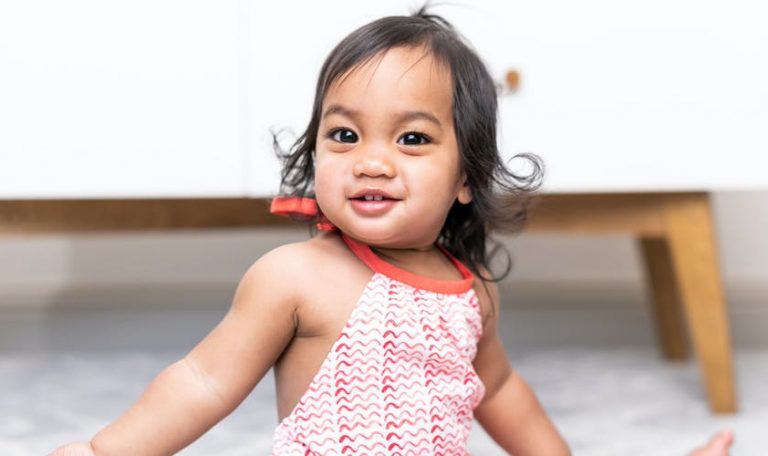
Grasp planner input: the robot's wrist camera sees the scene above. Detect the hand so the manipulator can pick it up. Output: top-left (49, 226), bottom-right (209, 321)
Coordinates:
top-left (47, 442), bottom-right (96, 456)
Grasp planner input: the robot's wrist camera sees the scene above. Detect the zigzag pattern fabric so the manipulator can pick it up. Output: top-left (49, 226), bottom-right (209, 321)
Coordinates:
top-left (271, 255), bottom-right (485, 455)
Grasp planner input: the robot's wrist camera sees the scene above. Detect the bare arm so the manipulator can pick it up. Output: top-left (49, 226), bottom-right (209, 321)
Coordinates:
top-left (51, 245), bottom-right (303, 456)
top-left (472, 280), bottom-right (570, 456)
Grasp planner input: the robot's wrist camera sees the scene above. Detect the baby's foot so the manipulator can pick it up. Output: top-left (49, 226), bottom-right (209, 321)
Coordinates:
top-left (687, 429), bottom-right (734, 456)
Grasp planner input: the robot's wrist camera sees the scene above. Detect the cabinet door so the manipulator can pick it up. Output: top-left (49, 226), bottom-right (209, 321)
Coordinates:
top-left (0, 0), bottom-right (245, 198)
top-left (452, 0), bottom-right (768, 192)
top-left (249, 1), bottom-right (768, 196)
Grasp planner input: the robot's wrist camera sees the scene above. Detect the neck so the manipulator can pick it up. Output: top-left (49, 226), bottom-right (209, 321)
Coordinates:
top-left (371, 243), bottom-right (438, 261)
top-left (338, 231), bottom-right (465, 282)
top-left (370, 242), bottom-right (459, 280)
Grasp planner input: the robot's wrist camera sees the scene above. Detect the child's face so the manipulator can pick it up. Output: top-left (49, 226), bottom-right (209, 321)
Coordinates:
top-left (314, 46), bottom-right (471, 249)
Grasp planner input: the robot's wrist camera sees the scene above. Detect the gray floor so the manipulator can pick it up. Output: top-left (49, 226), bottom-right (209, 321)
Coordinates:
top-left (2, 284), bottom-right (767, 455)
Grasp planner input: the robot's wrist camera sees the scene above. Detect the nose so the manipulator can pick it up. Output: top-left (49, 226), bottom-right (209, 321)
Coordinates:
top-left (352, 147), bottom-right (395, 179)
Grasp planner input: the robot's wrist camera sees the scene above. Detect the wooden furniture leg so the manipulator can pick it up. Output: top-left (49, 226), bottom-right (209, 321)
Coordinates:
top-left (660, 193), bottom-right (737, 413)
top-left (525, 191), bottom-right (737, 413)
top-left (638, 237), bottom-right (689, 360)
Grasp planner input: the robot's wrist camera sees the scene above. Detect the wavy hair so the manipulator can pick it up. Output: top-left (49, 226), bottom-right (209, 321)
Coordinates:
top-left (273, 4), bottom-right (544, 281)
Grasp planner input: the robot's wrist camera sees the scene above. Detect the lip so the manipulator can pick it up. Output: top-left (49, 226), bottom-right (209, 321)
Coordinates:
top-left (349, 198), bottom-right (398, 216)
top-left (349, 188), bottom-right (399, 200)
top-left (348, 188), bottom-right (401, 216)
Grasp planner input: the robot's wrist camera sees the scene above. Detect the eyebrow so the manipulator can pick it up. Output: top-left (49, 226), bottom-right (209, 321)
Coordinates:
top-left (322, 103), bottom-right (443, 128)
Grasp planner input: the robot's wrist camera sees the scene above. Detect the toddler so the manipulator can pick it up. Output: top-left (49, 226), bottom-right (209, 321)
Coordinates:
top-left (51, 6), bottom-right (733, 455)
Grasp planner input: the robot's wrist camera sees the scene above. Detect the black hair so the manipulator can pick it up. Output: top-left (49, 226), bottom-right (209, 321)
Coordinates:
top-left (273, 4), bottom-right (544, 281)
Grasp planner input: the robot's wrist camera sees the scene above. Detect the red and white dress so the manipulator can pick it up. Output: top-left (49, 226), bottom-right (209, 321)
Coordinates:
top-left (270, 198), bottom-right (486, 455)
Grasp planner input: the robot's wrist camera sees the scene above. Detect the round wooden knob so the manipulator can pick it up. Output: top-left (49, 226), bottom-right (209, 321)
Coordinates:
top-left (505, 69), bottom-right (520, 92)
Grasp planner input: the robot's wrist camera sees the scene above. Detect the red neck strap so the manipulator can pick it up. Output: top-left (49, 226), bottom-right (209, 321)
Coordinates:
top-left (341, 233), bottom-right (474, 294)
top-left (269, 196), bottom-right (336, 231)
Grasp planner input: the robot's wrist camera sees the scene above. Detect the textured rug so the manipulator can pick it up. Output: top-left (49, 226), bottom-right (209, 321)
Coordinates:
top-left (2, 348), bottom-right (766, 455)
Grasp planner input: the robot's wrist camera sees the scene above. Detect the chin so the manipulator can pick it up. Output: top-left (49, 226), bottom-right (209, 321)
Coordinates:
top-left (331, 221), bottom-right (398, 245)
top-left (347, 225), bottom-right (440, 250)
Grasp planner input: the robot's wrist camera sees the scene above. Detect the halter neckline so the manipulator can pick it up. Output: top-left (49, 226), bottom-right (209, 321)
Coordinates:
top-left (340, 232), bottom-right (474, 294)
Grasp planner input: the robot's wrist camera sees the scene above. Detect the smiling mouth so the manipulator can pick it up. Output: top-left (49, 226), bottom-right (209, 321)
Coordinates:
top-left (348, 193), bottom-right (400, 215)
top-left (351, 195), bottom-right (392, 201)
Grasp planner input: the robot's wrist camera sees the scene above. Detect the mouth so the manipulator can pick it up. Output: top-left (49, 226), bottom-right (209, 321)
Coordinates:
top-left (351, 194), bottom-right (391, 202)
top-left (348, 189), bottom-right (401, 215)
top-left (348, 189), bottom-right (400, 202)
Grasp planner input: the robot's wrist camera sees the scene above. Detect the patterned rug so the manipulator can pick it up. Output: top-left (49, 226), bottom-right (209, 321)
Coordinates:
top-left (3, 348), bottom-right (766, 455)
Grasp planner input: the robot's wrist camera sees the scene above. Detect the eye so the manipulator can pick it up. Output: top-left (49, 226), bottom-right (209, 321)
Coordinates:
top-left (329, 128), bottom-right (358, 143)
top-left (398, 131), bottom-right (431, 146)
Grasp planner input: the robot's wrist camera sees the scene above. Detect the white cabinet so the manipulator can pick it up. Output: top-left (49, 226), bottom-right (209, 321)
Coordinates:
top-left (3, 1), bottom-right (766, 198)
top-left (0, 0), bottom-right (245, 198)
top-left (250, 0), bottom-right (768, 195)
top-left (451, 0), bottom-right (768, 192)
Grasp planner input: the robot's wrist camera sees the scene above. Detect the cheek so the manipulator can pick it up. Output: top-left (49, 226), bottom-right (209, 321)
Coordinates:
top-left (313, 157), bottom-right (342, 205)
top-left (411, 159), bottom-right (462, 195)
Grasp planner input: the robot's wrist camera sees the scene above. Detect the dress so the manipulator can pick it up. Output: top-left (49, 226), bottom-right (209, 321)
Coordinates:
top-left (270, 197), bottom-right (486, 455)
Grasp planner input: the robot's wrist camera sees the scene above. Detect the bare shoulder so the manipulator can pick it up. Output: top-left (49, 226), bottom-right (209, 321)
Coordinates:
top-left (247, 237), bottom-right (330, 277)
top-left (241, 235), bottom-right (335, 290)
top-left (236, 231), bottom-right (372, 341)
top-left (472, 267), bottom-right (501, 331)
top-left (236, 232), bottom-right (361, 309)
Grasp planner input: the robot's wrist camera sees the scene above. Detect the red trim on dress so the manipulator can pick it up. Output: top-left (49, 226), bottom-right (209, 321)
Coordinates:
top-left (341, 233), bottom-right (474, 294)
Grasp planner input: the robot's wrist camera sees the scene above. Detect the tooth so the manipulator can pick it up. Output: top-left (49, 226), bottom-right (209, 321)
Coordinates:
top-left (374, 195), bottom-right (383, 201)
top-left (364, 195), bottom-right (373, 201)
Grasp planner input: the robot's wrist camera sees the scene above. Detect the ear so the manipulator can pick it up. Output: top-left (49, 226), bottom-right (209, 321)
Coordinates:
top-left (457, 177), bottom-right (472, 204)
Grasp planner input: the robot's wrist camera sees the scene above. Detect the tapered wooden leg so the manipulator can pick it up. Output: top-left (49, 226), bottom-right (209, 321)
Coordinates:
top-left (639, 237), bottom-right (689, 360)
top-left (661, 193), bottom-right (737, 413)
